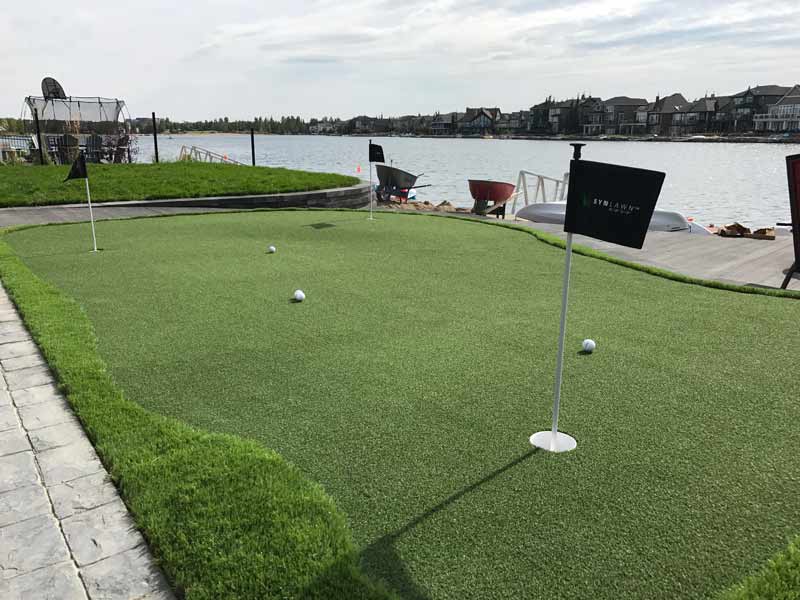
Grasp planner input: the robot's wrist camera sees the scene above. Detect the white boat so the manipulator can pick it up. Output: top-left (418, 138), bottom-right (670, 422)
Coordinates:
top-left (515, 202), bottom-right (713, 235)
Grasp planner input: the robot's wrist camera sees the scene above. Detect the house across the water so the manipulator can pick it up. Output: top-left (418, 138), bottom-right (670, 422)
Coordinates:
top-left (754, 85), bottom-right (800, 133)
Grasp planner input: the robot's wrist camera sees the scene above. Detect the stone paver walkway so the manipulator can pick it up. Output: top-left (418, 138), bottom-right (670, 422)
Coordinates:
top-left (0, 285), bottom-right (173, 599)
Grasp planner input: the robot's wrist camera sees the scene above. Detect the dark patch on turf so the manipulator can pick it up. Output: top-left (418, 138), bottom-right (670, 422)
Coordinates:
top-left (307, 222), bottom-right (336, 230)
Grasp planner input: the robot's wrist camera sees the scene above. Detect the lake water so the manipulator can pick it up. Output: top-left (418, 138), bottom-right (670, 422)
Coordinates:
top-left (133, 134), bottom-right (800, 227)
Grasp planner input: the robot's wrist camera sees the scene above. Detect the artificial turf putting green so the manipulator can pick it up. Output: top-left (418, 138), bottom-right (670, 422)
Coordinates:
top-left (0, 162), bottom-right (358, 207)
top-left (5, 211), bottom-right (800, 599)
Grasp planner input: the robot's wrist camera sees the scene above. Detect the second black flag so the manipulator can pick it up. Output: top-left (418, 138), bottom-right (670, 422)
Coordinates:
top-left (369, 143), bottom-right (384, 163)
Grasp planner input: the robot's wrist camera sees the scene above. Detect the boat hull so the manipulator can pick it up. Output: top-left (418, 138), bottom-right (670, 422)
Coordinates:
top-left (515, 202), bottom-right (712, 235)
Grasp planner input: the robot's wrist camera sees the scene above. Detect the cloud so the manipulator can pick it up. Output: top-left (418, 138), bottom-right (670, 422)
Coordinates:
top-left (572, 7), bottom-right (800, 50)
top-left (1, 0), bottom-right (799, 119)
top-left (282, 55), bottom-right (342, 64)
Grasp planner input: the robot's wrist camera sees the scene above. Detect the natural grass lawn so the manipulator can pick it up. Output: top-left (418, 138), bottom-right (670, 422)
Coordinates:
top-left (0, 162), bottom-right (358, 207)
top-left (6, 211), bottom-right (800, 599)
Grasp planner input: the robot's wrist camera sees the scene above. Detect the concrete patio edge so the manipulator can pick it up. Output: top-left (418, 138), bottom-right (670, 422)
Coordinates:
top-left (0, 182), bottom-right (370, 211)
top-left (0, 284), bottom-right (174, 600)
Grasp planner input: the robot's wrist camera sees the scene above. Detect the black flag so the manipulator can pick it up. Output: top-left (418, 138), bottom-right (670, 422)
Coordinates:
top-left (564, 160), bottom-right (665, 249)
top-left (781, 154), bottom-right (800, 288)
top-left (64, 152), bottom-right (87, 182)
top-left (369, 143), bottom-right (384, 163)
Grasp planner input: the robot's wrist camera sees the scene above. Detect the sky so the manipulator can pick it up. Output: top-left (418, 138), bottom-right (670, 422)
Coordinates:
top-left (2, 0), bottom-right (799, 121)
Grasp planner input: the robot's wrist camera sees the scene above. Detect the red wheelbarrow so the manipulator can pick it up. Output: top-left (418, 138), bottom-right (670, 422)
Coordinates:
top-left (468, 180), bottom-right (516, 218)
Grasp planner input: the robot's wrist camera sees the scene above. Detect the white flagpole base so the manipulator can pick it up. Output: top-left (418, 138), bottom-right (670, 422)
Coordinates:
top-left (529, 431), bottom-right (577, 453)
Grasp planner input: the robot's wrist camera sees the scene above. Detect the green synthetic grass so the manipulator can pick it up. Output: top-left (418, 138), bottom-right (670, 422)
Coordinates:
top-left (0, 162), bottom-right (359, 207)
top-left (0, 232), bottom-right (391, 599)
top-left (3, 211), bottom-right (800, 599)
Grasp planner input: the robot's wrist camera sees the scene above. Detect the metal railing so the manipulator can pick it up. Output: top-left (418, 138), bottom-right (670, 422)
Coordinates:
top-left (510, 170), bottom-right (570, 215)
top-left (0, 134), bottom-right (35, 162)
top-left (178, 145), bottom-right (244, 165)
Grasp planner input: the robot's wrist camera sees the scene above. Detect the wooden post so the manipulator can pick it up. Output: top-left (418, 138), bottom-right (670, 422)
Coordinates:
top-left (33, 108), bottom-right (44, 165)
top-left (152, 112), bottom-right (159, 163)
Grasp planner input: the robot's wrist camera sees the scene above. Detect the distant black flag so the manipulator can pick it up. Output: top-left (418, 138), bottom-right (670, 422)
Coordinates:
top-left (564, 160), bottom-right (665, 249)
top-left (63, 151), bottom-right (98, 252)
top-left (369, 142), bottom-right (384, 163)
top-left (64, 152), bottom-right (88, 182)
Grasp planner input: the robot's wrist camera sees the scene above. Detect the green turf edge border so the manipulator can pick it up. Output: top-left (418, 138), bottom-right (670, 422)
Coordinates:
top-left (1, 209), bottom-right (798, 599)
top-left (717, 538), bottom-right (800, 600)
top-left (0, 231), bottom-right (395, 599)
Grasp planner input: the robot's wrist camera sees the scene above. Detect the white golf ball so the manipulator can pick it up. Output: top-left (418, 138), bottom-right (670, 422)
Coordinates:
top-left (267, 245), bottom-right (276, 254)
top-left (293, 289), bottom-right (306, 302)
top-left (582, 339), bottom-right (596, 353)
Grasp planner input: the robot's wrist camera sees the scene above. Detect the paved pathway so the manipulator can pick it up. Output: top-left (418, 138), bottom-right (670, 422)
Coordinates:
top-left (0, 203), bottom-right (230, 227)
top-left (0, 285), bottom-right (173, 599)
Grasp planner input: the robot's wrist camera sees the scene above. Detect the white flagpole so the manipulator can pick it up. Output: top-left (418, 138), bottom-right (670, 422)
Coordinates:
top-left (369, 162), bottom-right (374, 220)
top-left (531, 144), bottom-right (585, 454)
top-left (84, 178), bottom-right (98, 253)
top-left (530, 231), bottom-right (576, 453)
top-left (368, 138), bottom-right (375, 221)
top-left (550, 232), bottom-right (573, 445)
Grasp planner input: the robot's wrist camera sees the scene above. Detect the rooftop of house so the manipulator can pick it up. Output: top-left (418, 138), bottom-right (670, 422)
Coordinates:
top-left (460, 107), bottom-right (501, 122)
top-left (714, 95), bottom-right (732, 108)
top-left (605, 96), bottom-right (648, 107)
top-left (732, 85), bottom-right (792, 98)
top-left (654, 93), bottom-right (689, 114)
top-left (681, 98), bottom-right (718, 113)
top-left (579, 96), bottom-right (603, 107)
top-left (775, 84), bottom-right (800, 106)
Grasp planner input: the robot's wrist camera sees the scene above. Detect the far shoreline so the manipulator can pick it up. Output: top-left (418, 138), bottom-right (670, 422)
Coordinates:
top-left (136, 131), bottom-right (800, 145)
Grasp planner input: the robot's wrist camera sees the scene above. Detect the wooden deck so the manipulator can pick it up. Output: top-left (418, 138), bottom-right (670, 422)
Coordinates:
top-left (504, 218), bottom-right (799, 291)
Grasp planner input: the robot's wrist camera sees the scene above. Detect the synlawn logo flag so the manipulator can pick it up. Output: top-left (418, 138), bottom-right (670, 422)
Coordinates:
top-left (564, 159), bottom-right (665, 249)
top-left (368, 143), bottom-right (384, 163)
top-left (786, 154), bottom-right (800, 265)
top-left (64, 152), bottom-right (87, 181)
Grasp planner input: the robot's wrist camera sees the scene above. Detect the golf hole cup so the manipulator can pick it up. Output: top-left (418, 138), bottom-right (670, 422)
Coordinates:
top-left (582, 339), bottom-right (596, 353)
